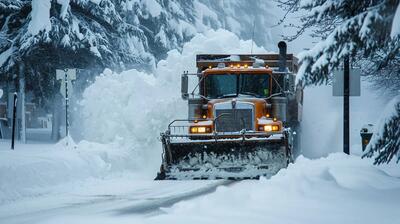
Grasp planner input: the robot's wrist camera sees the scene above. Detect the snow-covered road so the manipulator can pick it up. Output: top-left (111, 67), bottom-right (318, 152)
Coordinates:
top-left (0, 172), bottom-right (231, 224)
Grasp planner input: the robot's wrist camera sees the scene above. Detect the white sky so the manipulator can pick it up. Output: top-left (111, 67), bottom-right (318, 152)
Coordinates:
top-left (267, 2), bottom-right (317, 55)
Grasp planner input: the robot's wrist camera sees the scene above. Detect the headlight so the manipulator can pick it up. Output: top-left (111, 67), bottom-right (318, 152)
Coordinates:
top-left (259, 125), bottom-right (280, 132)
top-left (190, 126), bottom-right (211, 133)
top-left (264, 125), bottom-right (272, 132)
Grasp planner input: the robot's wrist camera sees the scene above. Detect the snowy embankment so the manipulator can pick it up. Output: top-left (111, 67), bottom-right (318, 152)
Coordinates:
top-left (0, 139), bottom-right (139, 204)
top-left (27, 153), bottom-right (400, 224)
top-left (139, 154), bottom-right (400, 224)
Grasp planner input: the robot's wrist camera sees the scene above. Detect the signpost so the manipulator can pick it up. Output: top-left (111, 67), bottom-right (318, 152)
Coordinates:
top-left (343, 57), bottom-right (350, 155)
top-left (11, 93), bottom-right (17, 150)
top-left (56, 69), bottom-right (76, 144)
top-left (333, 58), bottom-right (361, 155)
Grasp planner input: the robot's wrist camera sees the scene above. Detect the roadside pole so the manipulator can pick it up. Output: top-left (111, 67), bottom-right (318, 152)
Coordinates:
top-left (56, 69), bottom-right (76, 146)
top-left (343, 57), bottom-right (350, 155)
top-left (11, 93), bottom-right (17, 150)
top-left (64, 70), bottom-right (69, 138)
top-left (333, 58), bottom-right (360, 155)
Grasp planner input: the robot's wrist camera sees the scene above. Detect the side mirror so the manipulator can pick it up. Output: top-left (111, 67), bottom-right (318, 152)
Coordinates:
top-left (181, 73), bottom-right (189, 100)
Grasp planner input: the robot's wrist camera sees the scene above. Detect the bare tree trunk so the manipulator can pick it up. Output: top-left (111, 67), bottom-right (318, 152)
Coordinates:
top-left (19, 61), bottom-right (26, 143)
top-left (51, 95), bottom-right (61, 142)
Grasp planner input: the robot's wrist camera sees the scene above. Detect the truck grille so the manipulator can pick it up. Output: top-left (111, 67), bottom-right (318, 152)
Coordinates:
top-left (215, 109), bottom-right (253, 132)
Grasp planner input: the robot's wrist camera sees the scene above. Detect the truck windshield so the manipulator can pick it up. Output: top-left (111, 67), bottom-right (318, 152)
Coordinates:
top-left (205, 74), bottom-right (237, 98)
top-left (205, 73), bottom-right (270, 98)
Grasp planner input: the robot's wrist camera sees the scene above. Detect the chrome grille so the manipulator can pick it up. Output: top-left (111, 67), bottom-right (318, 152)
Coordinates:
top-left (215, 109), bottom-right (253, 132)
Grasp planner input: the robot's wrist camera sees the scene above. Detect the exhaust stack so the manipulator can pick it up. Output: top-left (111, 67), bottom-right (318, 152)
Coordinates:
top-left (278, 41), bottom-right (287, 72)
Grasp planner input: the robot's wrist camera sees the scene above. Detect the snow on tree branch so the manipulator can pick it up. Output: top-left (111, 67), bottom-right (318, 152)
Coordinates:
top-left (363, 97), bottom-right (400, 164)
top-left (392, 3), bottom-right (400, 38)
top-left (288, 0), bottom-right (399, 85)
top-left (28, 0), bottom-right (51, 35)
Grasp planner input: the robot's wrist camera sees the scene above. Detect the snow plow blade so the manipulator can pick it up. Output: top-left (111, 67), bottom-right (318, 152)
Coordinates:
top-left (156, 137), bottom-right (290, 180)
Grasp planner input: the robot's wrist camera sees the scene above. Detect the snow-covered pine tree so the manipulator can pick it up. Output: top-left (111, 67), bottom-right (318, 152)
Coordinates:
top-left (277, 0), bottom-right (400, 163)
top-left (0, 0), bottom-right (154, 108)
top-left (0, 0), bottom-right (275, 109)
top-left (277, 0), bottom-right (399, 84)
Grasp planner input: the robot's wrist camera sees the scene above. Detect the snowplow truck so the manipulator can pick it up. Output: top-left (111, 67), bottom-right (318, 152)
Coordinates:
top-left (156, 41), bottom-right (303, 180)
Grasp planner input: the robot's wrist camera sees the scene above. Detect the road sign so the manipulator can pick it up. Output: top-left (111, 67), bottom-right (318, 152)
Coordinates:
top-left (56, 69), bottom-right (76, 98)
top-left (332, 68), bottom-right (361, 96)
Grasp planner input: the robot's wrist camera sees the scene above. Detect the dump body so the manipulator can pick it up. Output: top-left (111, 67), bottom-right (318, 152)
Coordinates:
top-left (156, 42), bottom-right (303, 180)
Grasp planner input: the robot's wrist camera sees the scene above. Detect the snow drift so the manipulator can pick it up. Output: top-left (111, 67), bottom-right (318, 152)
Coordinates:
top-left (34, 153), bottom-right (400, 224)
top-left (0, 140), bottom-right (136, 204)
top-left (130, 154), bottom-right (400, 224)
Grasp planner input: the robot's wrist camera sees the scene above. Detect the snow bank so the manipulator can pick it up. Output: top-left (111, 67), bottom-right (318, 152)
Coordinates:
top-left (28, 0), bottom-right (52, 35)
top-left (37, 153), bottom-right (400, 224)
top-left (0, 140), bottom-right (140, 204)
top-left (136, 154), bottom-right (400, 224)
top-left (78, 29), bottom-right (267, 167)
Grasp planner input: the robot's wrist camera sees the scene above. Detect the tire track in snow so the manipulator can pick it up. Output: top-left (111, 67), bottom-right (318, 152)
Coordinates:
top-left (113, 180), bottom-right (236, 215)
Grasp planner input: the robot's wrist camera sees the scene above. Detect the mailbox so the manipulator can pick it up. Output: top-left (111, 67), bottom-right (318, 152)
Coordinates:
top-left (360, 124), bottom-right (374, 151)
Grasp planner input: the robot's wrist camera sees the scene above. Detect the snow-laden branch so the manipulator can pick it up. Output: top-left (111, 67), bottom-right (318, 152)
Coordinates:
top-left (293, 0), bottom-right (399, 86)
top-left (391, 3), bottom-right (400, 38)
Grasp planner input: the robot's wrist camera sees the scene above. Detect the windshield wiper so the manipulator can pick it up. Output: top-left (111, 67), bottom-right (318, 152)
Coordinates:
top-left (240, 92), bottom-right (261, 98)
top-left (216, 93), bottom-right (237, 99)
